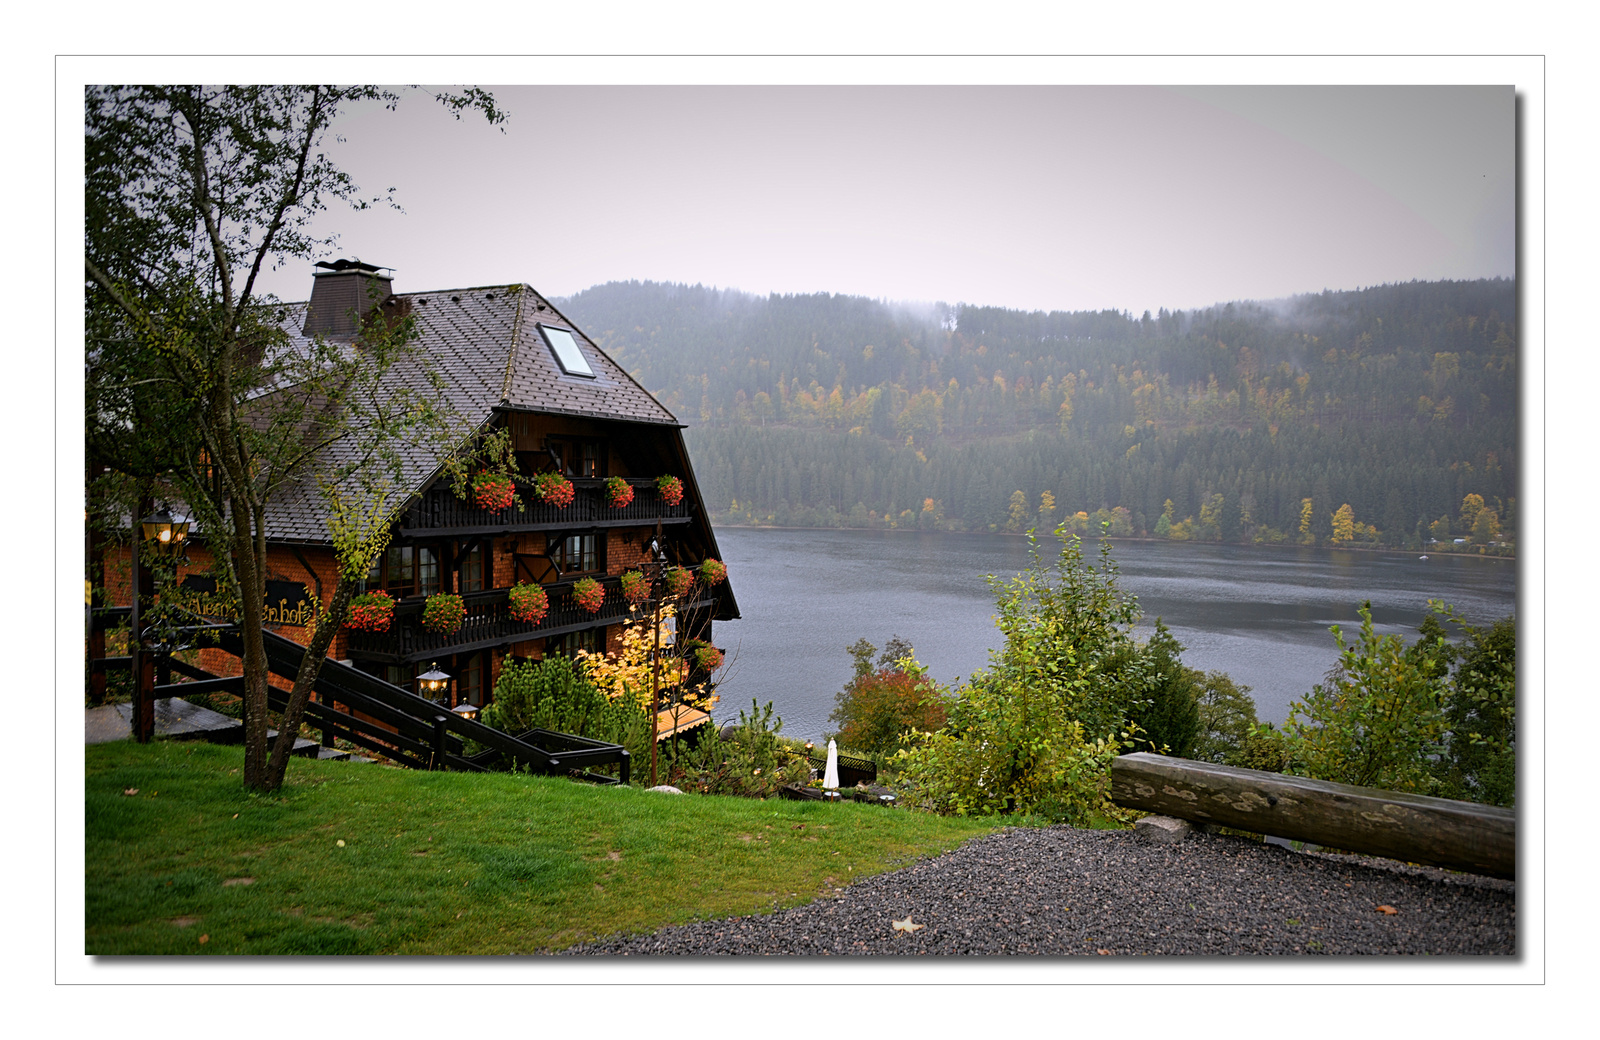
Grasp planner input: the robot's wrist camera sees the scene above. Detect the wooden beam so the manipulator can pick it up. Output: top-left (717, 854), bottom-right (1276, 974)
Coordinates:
top-left (1109, 752), bottom-right (1515, 880)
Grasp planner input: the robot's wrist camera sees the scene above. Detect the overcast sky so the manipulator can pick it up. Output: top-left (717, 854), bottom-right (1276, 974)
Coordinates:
top-left (248, 83), bottom-right (1515, 316)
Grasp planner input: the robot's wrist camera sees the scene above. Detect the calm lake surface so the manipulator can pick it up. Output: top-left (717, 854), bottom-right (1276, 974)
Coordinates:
top-left (706, 527), bottom-right (1519, 742)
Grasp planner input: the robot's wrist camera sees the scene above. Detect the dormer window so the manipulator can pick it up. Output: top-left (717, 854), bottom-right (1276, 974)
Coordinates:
top-left (538, 324), bottom-right (595, 378)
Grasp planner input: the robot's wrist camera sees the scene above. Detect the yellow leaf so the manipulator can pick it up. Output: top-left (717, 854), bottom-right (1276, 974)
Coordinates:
top-left (1377, 904), bottom-right (1399, 915)
top-left (891, 916), bottom-right (924, 934)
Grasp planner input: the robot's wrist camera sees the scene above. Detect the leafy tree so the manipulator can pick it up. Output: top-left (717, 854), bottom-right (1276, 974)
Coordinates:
top-left (1282, 602), bottom-right (1450, 792)
top-left (1121, 621), bottom-right (1201, 758)
top-left (1428, 606), bottom-right (1516, 806)
top-left (1471, 507), bottom-right (1501, 544)
top-left (826, 638), bottom-right (949, 757)
top-left (1299, 497), bottom-right (1315, 543)
top-left (481, 655), bottom-right (653, 772)
top-left (1005, 489), bottom-right (1029, 532)
top-left (892, 527), bottom-right (1146, 821)
top-left (85, 85), bottom-right (505, 791)
top-left (1188, 671), bottom-right (1260, 764)
top-left (1330, 503), bottom-right (1356, 544)
top-left (1459, 493), bottom-right (1486, 533)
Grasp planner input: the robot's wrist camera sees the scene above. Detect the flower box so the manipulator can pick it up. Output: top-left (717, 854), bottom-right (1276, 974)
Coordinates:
top-left (619, 569), bottom-right (650, 605)
top-left (693, 644), bottom-right (724, 671)
top-left (604, 476), bottom-right (635, 509)
top-left (655, 474), bottom-right (684, 506)
top-left (698, 558), bottom-right (727, 586)
top-left (507, 581), bottom-right (549, 624)
top-left (471, 471), bottom-right (515, 511)
top-left (531, 472), bottom-right (575, 507)
top-left (420, 593), bottom-right (466, 634)
top-left (346, 589), bottom-right (394, 633)
top-left (662, 566), bottom-right (694, 598)
top-left (572, 577), bottom-right (605, 614)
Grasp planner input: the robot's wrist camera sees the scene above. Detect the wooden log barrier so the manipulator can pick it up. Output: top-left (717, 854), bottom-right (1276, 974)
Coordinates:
top-left (1109, 752), bottom-right (1515, 880)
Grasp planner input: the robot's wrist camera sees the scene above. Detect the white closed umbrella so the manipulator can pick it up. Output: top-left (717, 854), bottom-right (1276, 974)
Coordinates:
top-left (824, 739), bottom-right (840, 790)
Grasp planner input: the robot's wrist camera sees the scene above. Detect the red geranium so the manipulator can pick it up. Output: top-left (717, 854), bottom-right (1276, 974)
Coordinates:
top-left (472, 471), bottom-right (515, 511)
top-left (507, 581), bottom-right (549, 624)
top-left (698, 558), bottom-right (727, 586)
top-left (532, 472), bottom-right (575, 507)
top-left (693, 644), bottom-right (724, 671)
top-left (655, 474), bottom-right (684, 506)
top-left (662, 566), bottom-right (694, 598)
top-left (604, 476), bottom-right (635, 508)
top-left (346, 589), bottom-right (394, 633)
top-left (572, 577), bottom-right (605, 614)
top-left (421, 593), bottom-right (466, 634)
top-left (619, 569), bottom-right (650, 605)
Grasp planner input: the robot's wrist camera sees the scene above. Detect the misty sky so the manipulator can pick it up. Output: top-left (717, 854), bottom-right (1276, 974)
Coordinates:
top-left (248, 84), bottom-right (1515, 316)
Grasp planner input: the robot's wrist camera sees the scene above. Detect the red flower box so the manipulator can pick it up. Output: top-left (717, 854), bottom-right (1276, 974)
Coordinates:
top-left (604, 476), bottom-right (635, 509)
top-left (421, 593), bottom-right (466, 635)
top-left (572, 577), bottom-right (605, 614)
top-left (693, 644), bottom-right (724, 671)
top-left (472, 471), bottom-right (515, 511)
top-left (346, 589), bottom-right (394, 633)
top-left (620, 569), bottom-right (650, 605)
top-left (656, 474), bottom-right (684, 506)
top-left (532, 472), bottom-right (575, 508)
top-left (507, 581), bottom-right (549, 624)
top-left (698, 558), bottom-right (727, 586)
top-left (663, 567), bottom-right (694, 598)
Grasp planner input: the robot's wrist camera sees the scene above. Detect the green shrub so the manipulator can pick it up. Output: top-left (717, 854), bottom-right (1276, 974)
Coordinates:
top-left (1282, 602), bottom-right (1450, 792)
top-left (663, 699), bottom-right (810, 797)
top-left (1427, 607), bottom-right (1516, 807)
top-left (479, 656), bottom-right (654, 773)
top-left (1190, 670), bottom-right (1260, 765)
top-left (891, 527), bottom-right (1145, 822)
top-left (1122, 620), bottom-right (1201, 758)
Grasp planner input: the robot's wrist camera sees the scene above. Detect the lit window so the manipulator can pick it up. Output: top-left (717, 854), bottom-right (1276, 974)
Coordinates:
top-left (539, 325), bottom-right (595, 378)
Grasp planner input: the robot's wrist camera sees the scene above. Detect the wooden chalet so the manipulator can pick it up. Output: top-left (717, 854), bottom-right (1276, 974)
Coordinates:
top-left (113, 259), bottom-right (737, 731)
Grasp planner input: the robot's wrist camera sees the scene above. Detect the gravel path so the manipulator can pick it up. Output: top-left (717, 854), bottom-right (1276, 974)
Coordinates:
top-left (560, 826), bottom-right (1515, 956)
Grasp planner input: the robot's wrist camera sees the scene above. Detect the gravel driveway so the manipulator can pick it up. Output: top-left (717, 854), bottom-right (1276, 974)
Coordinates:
top-left (560, 826), bottom-right (1515, 956)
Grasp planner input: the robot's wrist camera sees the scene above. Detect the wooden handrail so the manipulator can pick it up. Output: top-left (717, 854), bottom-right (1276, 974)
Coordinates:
top-left (1109, 752), bottom-right (1515, 880)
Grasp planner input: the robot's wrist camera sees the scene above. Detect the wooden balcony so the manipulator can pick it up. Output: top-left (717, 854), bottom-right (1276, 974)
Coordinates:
top-left (345, 579), bottom-right (728, 665)
top-left (400, 477), bottom-right (694, 539)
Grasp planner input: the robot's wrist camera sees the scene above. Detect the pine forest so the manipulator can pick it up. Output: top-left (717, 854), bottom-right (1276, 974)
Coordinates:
top-left (560, 278), bottom-right (1516, 553)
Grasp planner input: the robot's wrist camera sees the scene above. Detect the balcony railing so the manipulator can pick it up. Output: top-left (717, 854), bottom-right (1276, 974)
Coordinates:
top-left (402, 477), bottom-right (693, 536)
top-left (345, 578), bottom-right (728, 663)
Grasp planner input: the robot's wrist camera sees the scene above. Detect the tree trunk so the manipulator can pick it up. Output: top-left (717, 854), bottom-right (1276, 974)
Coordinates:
top-left (263, 575), bottom-right (357, 789)
top-left (231, 499), bottom-right (272, 790)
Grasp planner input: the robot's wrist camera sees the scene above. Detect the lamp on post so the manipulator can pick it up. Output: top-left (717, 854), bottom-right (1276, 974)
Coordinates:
top-left (418, 662), bottom-right (451, 704)
top-left (129, 506), bottom-right (192, 742)
top-left (646, 521), bottom-right (669, 787)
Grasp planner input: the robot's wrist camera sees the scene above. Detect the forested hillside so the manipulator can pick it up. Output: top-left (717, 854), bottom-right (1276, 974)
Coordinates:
top-left (559, 278), bottom-right (1516, 550)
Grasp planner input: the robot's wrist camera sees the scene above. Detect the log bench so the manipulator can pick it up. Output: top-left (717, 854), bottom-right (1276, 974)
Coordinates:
top-left (1109, 752), bottom-right (1515, 880)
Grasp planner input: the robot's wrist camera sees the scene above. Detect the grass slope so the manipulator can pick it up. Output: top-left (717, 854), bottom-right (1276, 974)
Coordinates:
top-left (85, 741), bottom-right (1002, 955)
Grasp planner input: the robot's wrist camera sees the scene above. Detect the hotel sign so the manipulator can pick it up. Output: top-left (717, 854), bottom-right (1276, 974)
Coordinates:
top-left (175, 575), bottom-right (319, 627)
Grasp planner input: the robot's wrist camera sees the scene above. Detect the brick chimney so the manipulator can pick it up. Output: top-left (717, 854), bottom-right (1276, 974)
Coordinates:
top-left (302, 259), bottom-right (393, 339)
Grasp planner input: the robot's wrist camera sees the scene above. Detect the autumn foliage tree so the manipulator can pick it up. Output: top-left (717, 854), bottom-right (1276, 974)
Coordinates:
top-left (827, 636), bottom-right (949, 757)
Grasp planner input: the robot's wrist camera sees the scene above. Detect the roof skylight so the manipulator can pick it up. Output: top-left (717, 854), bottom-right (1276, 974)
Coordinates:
top-left (539, 325), bottom-right (595, 378)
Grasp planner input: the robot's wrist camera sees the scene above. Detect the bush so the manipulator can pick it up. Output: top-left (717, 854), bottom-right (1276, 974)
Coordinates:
top-left (890, 527), bottom-right (1145, 822)
top-left (479, 656), bottom-right (654, 772)
top-left (1427, 607), bottom-right (1516, 807)
top-left (663, 699), bottom-right (810, 797)
top-left (1282, 602), bottom-right (1450, 793)
top-left (827, 636), bottom-right (950, 758)
top-left (1189, 670), bottom-right (1260, 765)
top-left (1121, 620), bottom-right (1201, 758)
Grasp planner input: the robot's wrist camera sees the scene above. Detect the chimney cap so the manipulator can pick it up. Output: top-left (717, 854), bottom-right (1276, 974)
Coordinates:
top-left (313, 258), bottom-right (393, 277)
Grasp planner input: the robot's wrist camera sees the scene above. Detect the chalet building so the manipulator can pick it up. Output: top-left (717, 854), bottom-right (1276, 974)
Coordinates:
top-left (121, 259), bottom-right (737, 718)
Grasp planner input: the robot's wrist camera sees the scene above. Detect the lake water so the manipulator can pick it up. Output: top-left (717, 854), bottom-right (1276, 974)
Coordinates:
top-left (705, 527), bottom-right (1519, 742)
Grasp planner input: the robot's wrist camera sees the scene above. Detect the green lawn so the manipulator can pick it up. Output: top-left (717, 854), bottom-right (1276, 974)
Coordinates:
top-left (85, 740), bottom-right (1004, 955)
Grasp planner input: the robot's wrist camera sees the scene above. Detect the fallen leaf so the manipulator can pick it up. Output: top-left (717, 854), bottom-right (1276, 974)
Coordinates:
top-left (336, 840), bottom-right (346, 847)
top-left (1097, 949), bottom-right (1111, 955)
top-left (123, 788), bottom-right (138, 796)
top-left (1377, 905), bottom-right (1399, 915)
top-left (198, 934), bottom-right (209, 944)
top-left (892, 916), bottom-right (925, 934)
top-left (232, 814), bottom-right (239, 819)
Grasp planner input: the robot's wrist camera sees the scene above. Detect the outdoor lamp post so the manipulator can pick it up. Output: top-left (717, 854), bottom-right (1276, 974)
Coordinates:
top-left (645, 522), bottom-right (672, 787)
top-left (129, 506), bottom-right (192, 742)
top-left (418, 662), bottom-right (451, 703)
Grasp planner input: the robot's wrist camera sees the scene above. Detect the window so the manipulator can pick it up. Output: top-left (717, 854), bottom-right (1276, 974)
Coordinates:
top-left (553, 533), bottom-right (600, 575)
top-left (383, 664), bottom-right (414, 694)
top-left (366, 544), bottom-right (440, 596)
top-left (547, 437), bottom-right (604, 478)
top-left (459, 652), bottom-right (485, 707)
top-left (461, 544), bottom-right (485, 593)
top-left (539, 324), bottom-right (595, 378)
top-left (553, 629), bottom-right (599, 659)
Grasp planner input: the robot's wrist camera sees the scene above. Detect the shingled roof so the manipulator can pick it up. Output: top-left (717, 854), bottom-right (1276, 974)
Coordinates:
top-left (257, 281), bottom-right (680, 544)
